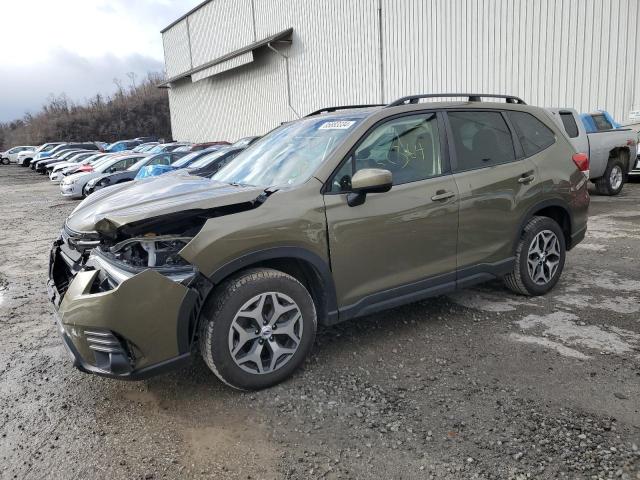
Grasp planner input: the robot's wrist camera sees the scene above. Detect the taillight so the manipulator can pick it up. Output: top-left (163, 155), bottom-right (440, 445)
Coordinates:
top-left (572, 153), bottom-right (589, 178)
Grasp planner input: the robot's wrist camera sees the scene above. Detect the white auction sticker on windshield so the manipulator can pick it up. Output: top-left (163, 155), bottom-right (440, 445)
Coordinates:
top-left (319, 121), bottom-right (356, 130)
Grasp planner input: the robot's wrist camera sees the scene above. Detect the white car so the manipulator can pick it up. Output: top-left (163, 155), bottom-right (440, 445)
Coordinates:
top-left (49, 152), bottom-right (104, 182)
top-left (60, 154), bottom-right (145, 198)
top-left (1, 145), bottom-right (36, 164)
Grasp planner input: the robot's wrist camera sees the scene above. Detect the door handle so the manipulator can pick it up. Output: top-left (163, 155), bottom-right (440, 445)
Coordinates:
top-left (431, 190), bottom-right (456, 201)
top-left (518, 174), bottom-right (535, 184)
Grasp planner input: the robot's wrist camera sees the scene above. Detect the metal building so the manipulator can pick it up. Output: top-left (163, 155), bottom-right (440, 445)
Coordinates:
top-left (161, 0), bottom-right (640, 142)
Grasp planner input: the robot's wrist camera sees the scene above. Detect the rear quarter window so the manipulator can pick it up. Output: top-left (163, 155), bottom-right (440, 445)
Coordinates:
top-left (507, 111), bottom-right (556, 157)
top-left (559, 112), bottom-right (579, 138)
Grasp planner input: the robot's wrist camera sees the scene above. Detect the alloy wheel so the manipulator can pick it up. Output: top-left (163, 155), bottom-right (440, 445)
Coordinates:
top-left (527, 230), bottom-right (561, 285)
top-left (228, 292), bottom-right (303, 374)
top-left (609, 165), bottom-right (623, 191)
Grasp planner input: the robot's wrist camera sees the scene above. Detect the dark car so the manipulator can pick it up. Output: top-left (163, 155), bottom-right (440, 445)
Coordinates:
top-left (84, 152), bottom-right (186, 195)
top-left (187, 147), bottom-right (245, 177)
top-left (34, 149), bottom-right (86, 173)
top-left (32, 143), bottom-right (99, 170)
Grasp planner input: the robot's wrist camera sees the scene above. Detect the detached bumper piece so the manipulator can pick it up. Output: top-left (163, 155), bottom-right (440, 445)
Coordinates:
top-left (48, 240), bottom-right (198, 380)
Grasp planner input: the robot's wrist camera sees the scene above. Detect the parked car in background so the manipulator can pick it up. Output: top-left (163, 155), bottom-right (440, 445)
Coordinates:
top-left (1, 145), bottom-right (36, 165)
top-left (133, 136), bottom-right (158, 143)
top-left (34, 149), bottom-right (88, 173)
top-left (184, 146), bottom-right (246, 177)
top-left (85, 153), bottom-right (194, 195)
top-left (580, 110), bottom-right (622, 132)
top-left (147, 142), bottom-right (190, 153)
top-left (31, 143), bottom-right (100, 168)
top-left (630, 131), bottom-right (640, 181)
top-left (173, 141), bottom-right (230, 152)
top-left (132, 142), bottom-right (159, 152)
top-left (133, 148), bottom-right (223, 178)
top-left (60, 154), bottom-right (146, 198)
top-left (133, 151), bottom-right (189, 179)
top-left (105, 140), bottom-right (142, 153)
top-left (50, 153), bottom-right (111, 182)
top-left (49, 94), bottom-right (589, 389)
top-left (19, 142), bottom-right (65, 166)
top-left (546, 108), bottom-right (638, 195)
top-left (46, 151), bottom-right (97, 176)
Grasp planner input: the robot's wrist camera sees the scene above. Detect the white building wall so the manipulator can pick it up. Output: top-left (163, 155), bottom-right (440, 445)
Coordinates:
top-left (381, 0), bottom-right (639, 121)
top-left (162, 0), bottom-right (640, 142)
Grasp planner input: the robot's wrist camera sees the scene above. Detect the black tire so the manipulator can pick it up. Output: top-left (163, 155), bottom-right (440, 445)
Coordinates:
top-left (0, 157), bottom-right (9, 165)
top-left (504, 216), bottom-right (566, 296)
top-left (199, 268), bottom-right (317, 390)
top-left (594, 157), bottom-right (625, 196)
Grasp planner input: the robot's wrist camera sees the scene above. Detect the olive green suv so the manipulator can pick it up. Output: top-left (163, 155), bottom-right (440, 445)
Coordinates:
top-left (48, 94), bottom-right (589, 390)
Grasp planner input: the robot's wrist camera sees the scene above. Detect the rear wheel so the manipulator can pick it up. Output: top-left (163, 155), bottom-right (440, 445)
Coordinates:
top-left (504, 216), bottom-right (566, 296)
top-left (594, 157), bottom-right (625, 196)
top-left (1, 157), bottom-right (9, 165)
top-left (199, 268), bottom-right (317, 390)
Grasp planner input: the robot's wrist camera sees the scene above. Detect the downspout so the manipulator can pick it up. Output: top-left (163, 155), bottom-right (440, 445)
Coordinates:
top-left (267, 42), bottom-right (301, 119)
top-left (377, 0), bottom-right (384, 104)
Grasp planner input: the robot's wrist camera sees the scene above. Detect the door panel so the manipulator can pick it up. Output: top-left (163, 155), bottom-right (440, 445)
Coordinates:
top-left (324, 176), bottom-right (459, 308)
top-left (454, 159), bottom-right (539, 269)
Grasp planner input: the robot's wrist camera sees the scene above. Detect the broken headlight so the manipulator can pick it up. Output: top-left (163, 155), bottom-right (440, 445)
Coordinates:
top-left (108, 235), bottom-right (193, 269)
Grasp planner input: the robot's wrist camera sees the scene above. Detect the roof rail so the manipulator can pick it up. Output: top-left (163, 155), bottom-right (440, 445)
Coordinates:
top-left (305, 104), bottom-right (385, 117)
top-left (386, 93), bottom-right (527, 107)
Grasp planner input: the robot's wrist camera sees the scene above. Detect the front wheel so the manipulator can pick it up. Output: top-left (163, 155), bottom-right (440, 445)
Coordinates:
top-left (594, 158), bottom-right (625, 196)
top-left (199, 268), bottom-right (317, 390)
top-left (0, 157), bottom-right (9, 165)
top-left (504, 216), bottom-right (566, 296)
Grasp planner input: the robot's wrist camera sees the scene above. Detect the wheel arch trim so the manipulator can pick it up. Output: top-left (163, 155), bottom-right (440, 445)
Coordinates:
top-left (207, 246), bottom-right (338, 324)
top-left (513, 198), bottom-right (575, 253)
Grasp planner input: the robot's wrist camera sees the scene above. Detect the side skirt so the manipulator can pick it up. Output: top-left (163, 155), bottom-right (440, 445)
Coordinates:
top-left (331, 258), bottom-right (515, 325)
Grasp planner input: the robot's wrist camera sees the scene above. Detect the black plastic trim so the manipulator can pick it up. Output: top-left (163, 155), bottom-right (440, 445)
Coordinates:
top-left (208, 246), bottom-right (338, 324)
top-left (514, 198), bottom-right (575, 252)
top-left (337, 258), bottom-right (516, 323)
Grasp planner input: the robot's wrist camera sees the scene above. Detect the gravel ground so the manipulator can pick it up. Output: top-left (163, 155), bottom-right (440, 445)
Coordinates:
top-left (0, 165), bottom-right (638, 480)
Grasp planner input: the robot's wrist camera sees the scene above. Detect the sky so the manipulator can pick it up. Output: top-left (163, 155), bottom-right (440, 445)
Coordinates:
top-left (0, 0), bottom-right (202, 122)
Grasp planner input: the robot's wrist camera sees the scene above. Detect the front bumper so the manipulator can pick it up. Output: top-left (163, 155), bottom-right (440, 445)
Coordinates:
top-left (48, 239), bottom-right (200, 379)
top-left (629, 156), bottom-right (640, 177)
top-left (60, 183), bottom-right (81, 197)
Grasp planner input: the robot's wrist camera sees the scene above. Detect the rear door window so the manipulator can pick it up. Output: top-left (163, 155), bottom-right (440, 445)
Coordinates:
top-left (507, 111), bottom-right (556, 157)
top-left (559, 112), bottom-right (579, 138)
top-left (448, 111), bottom-right (516, 171)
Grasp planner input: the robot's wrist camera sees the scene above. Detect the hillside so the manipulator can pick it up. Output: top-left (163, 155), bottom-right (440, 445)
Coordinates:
top-left (0, 73), bottom-right (171, 149)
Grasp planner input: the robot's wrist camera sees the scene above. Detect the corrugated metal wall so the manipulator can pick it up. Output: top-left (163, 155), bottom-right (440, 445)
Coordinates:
top-left (162, 0), bottom-right (640, 142)
top-left (381, 0), bottom-right (639, 121)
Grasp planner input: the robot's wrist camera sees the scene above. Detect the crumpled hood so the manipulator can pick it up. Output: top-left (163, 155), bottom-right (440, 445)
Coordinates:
top-left (66, 171), bottom-right (265, 233)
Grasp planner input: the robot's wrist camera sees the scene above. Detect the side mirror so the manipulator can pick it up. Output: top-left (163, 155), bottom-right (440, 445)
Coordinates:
top-left (347, 168), bottom-right (392, 207)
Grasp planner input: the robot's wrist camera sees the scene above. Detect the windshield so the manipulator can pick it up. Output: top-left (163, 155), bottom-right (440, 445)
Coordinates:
top-left (213, 116), bottom-right (364, 187)
top-left (189, 149), bottom-right (231, 169)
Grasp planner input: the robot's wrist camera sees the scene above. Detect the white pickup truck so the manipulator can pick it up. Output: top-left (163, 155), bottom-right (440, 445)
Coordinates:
top-left (546, 108), bottom-right (638, 195)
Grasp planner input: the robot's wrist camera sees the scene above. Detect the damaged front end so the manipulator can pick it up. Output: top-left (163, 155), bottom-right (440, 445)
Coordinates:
top-left (48, 219), bottom-right (213, 379)
top-left (48, 176), bottom-right (276, 379)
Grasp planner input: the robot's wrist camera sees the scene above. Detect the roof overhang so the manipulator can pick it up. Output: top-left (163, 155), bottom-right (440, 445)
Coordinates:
top-left (158, 28), bottom-right (293, 88)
